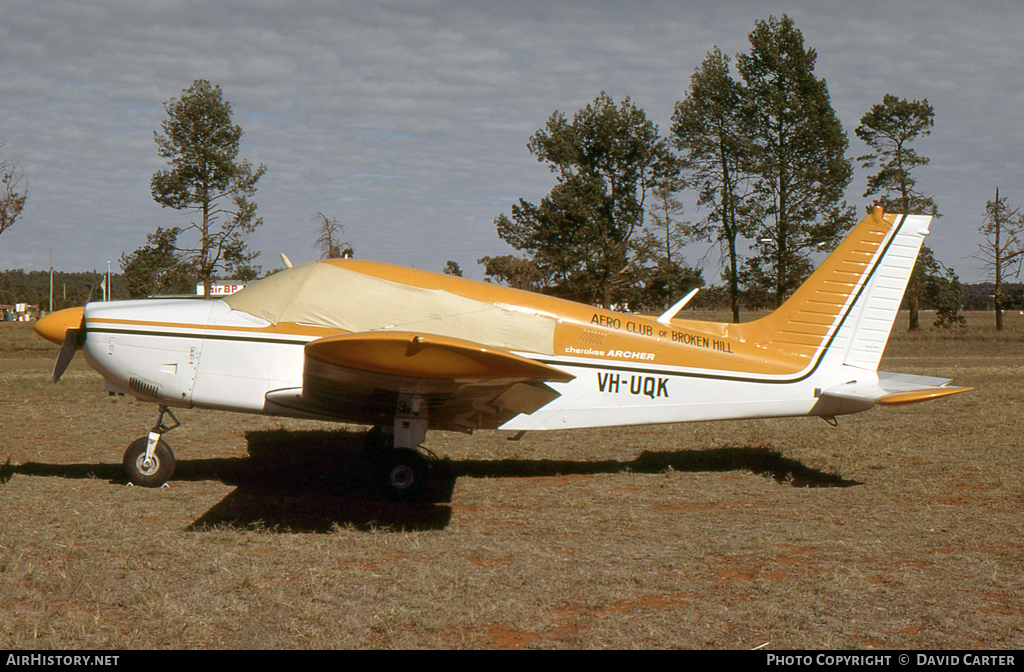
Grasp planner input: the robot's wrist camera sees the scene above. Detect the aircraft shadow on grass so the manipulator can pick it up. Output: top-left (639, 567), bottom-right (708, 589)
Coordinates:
top-left (2, 428), bottom-right (861, 533)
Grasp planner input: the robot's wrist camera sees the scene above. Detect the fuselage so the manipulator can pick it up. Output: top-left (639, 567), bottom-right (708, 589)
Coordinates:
top-left (69, 257), bottom-right (876, 432)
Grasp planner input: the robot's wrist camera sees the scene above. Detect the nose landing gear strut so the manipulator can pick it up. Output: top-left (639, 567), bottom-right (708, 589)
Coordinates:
top-left (123, 406), bottom-right (179, 487)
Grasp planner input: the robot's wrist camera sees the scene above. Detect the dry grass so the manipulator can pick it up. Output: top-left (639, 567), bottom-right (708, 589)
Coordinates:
top-left (1, 312), bottom-right (1022, 649)
top-left (0, 321), bottom-right (60, 357)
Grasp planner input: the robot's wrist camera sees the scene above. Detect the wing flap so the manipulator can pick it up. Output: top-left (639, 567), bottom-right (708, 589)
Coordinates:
top-left (491, 381), bottom-right (562, 415)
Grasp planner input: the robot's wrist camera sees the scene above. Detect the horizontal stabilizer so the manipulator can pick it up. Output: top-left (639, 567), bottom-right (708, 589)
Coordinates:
top-left (820, 371), bottom-right (973, 407)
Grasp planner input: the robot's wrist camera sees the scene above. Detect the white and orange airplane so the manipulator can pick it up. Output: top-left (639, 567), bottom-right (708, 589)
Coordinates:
top-left (35, 208), bottom-right (970, 498)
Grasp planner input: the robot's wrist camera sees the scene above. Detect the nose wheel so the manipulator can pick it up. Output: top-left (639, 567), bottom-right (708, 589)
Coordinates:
top-left (123, 406), bottom-right (179, 487)
top-left (123, 435), bottom-right (176, 487)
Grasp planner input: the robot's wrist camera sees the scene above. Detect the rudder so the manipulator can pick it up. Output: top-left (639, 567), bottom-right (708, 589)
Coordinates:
top-left (735, 208), bottom-right (931, 372)
top-left (827, 213), bottom-right (930, 370)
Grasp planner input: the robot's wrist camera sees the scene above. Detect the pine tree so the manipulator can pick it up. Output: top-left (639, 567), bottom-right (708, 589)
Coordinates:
top-left (494, 93), bottom-right (676, 307)
top-left (737, 15), bottom-right (855, 308)
top-left (975, 188), bottom-right (1024, 330)
top-left (671, 47), bottom-right (752, 322)
top-left (856, 93), bottom-right (939, 330)
top-left (151, 80), bottom-right (267, 297)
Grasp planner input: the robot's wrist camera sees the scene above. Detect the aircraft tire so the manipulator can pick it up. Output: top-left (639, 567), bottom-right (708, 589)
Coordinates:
top-left (378, 448), bottom-right (430, 501)
top-left (123, 437), bottom-right (176, 488)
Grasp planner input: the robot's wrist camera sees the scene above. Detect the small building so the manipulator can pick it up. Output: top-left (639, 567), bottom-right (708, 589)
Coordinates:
top-left (0, 303), bottom-right (40, 321)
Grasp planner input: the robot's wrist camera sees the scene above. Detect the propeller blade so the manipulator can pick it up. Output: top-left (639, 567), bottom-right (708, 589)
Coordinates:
top-left (34, 306), bottom-right (86, 383)
top-left (52, 329), bottom-right (79, 383)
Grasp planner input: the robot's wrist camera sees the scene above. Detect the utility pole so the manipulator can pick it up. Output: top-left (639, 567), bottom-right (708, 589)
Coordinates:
top-left (49, 250), bottom-right (53, 313)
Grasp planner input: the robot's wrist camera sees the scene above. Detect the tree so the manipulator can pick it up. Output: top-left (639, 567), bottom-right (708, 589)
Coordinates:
top-left (856, 94), bottom-right (938, 216)
top-left (151, 79), bottom-right (267, 298)
top-left (494, 92), bottom-right (676, 307)
top-left (927, 270), bottom-right (966, 329)
top-left (672, 47), bottom-right (754, 322)
top-left (856, 93), bottom-right (939, 330)
top-left (119, 227), bottom-right (194, 298)
top-left (0, 269), bottom-right (122, 309)
top-left (626, 252), bottom-right (704, 313)
top-left (737, 15), bottom-right (855, 308)
top-left (0, 143), bottom-right (27, 239)
top-left (477, 254), bottom-right (550, 292)
top-left (975, 187), bottom-right (1024, 330)
top-left (917, 247), bottom-right (966, 329)
top-left (443, 261), bottom-right (463, 277)
top-left (311, 212), bottom-right (352, 259)
top-left (625, 174), bottom-right (704, 312)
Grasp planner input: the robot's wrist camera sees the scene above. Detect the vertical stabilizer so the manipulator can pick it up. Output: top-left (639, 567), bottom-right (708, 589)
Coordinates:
top-left (735, 208), bottom-right (930, 372)
top-left (826, 214), bottom-right (930, 370)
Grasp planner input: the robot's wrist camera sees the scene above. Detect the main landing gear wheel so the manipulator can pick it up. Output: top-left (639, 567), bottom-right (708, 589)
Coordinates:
top-left (377, 448), bottom-right (431, 502)
top-left (123, 436), bottom-right (176, 487)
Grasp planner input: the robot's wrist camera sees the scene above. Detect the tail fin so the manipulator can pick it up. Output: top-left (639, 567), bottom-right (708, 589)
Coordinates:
top-left (736, 207), bottom-right (929, 372)
top-left (824, 212), bottom-right (931, 370)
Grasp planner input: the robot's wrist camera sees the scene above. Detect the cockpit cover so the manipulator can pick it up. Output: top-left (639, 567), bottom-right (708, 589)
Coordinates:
top-left (224, 261), bottom-right (558, 355)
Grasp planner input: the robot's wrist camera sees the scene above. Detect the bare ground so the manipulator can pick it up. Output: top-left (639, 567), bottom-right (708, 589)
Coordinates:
top-left (0, 315), bottom-right (1022, 649)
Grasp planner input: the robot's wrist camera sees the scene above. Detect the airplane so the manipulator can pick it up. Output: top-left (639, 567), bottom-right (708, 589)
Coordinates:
top-left (34, 207), bottom-right (971, 499)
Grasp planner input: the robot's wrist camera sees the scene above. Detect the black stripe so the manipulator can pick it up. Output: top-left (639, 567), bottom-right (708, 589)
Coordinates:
top-left (84, 326), bottom-right (312, 347)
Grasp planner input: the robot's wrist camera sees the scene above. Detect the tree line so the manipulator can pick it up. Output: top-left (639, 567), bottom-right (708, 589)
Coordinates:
top-left (0, 269), bottom-right (126, 310)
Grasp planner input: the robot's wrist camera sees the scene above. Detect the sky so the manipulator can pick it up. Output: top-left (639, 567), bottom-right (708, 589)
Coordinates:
top-left (0, 0), bottom-right (1021, 284)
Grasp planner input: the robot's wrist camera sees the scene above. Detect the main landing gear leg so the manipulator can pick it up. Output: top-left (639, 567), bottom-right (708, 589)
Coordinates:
top-left (366, 398), bottom-right (435, 501)
top-left (123, 406), bottom-right (179, 487)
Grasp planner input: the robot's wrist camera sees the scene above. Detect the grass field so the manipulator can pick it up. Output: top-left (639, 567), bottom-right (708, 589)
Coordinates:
top-left (1, 312), bottom-right (1022, 649)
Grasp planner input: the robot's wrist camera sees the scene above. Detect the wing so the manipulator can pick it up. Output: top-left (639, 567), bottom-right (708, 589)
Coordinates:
top-left (818, 371), bottom-right (973, 413)
top-left (265, 331), bottom-right (574, 431)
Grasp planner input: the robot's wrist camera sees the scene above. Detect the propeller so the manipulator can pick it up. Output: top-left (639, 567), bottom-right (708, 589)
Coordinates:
top-left (33, 306), bottom-right (86, 383)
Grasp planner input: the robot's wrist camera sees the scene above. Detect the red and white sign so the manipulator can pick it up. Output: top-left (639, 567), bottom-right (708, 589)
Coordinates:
top-left (196, 283), bottom-right (245, 297)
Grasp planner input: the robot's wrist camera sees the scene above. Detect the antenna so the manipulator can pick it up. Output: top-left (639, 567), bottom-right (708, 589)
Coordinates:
top-left (656, 288), bottom-right (700, 325)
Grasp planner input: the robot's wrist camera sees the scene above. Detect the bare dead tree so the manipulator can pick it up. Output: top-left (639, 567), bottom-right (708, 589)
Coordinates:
top-left (974, 187), bottom-right (1024, 330)
top-left (0, 144), bottom-right (27, 238)
top-left (311, 212), bottom-right (352, 259)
